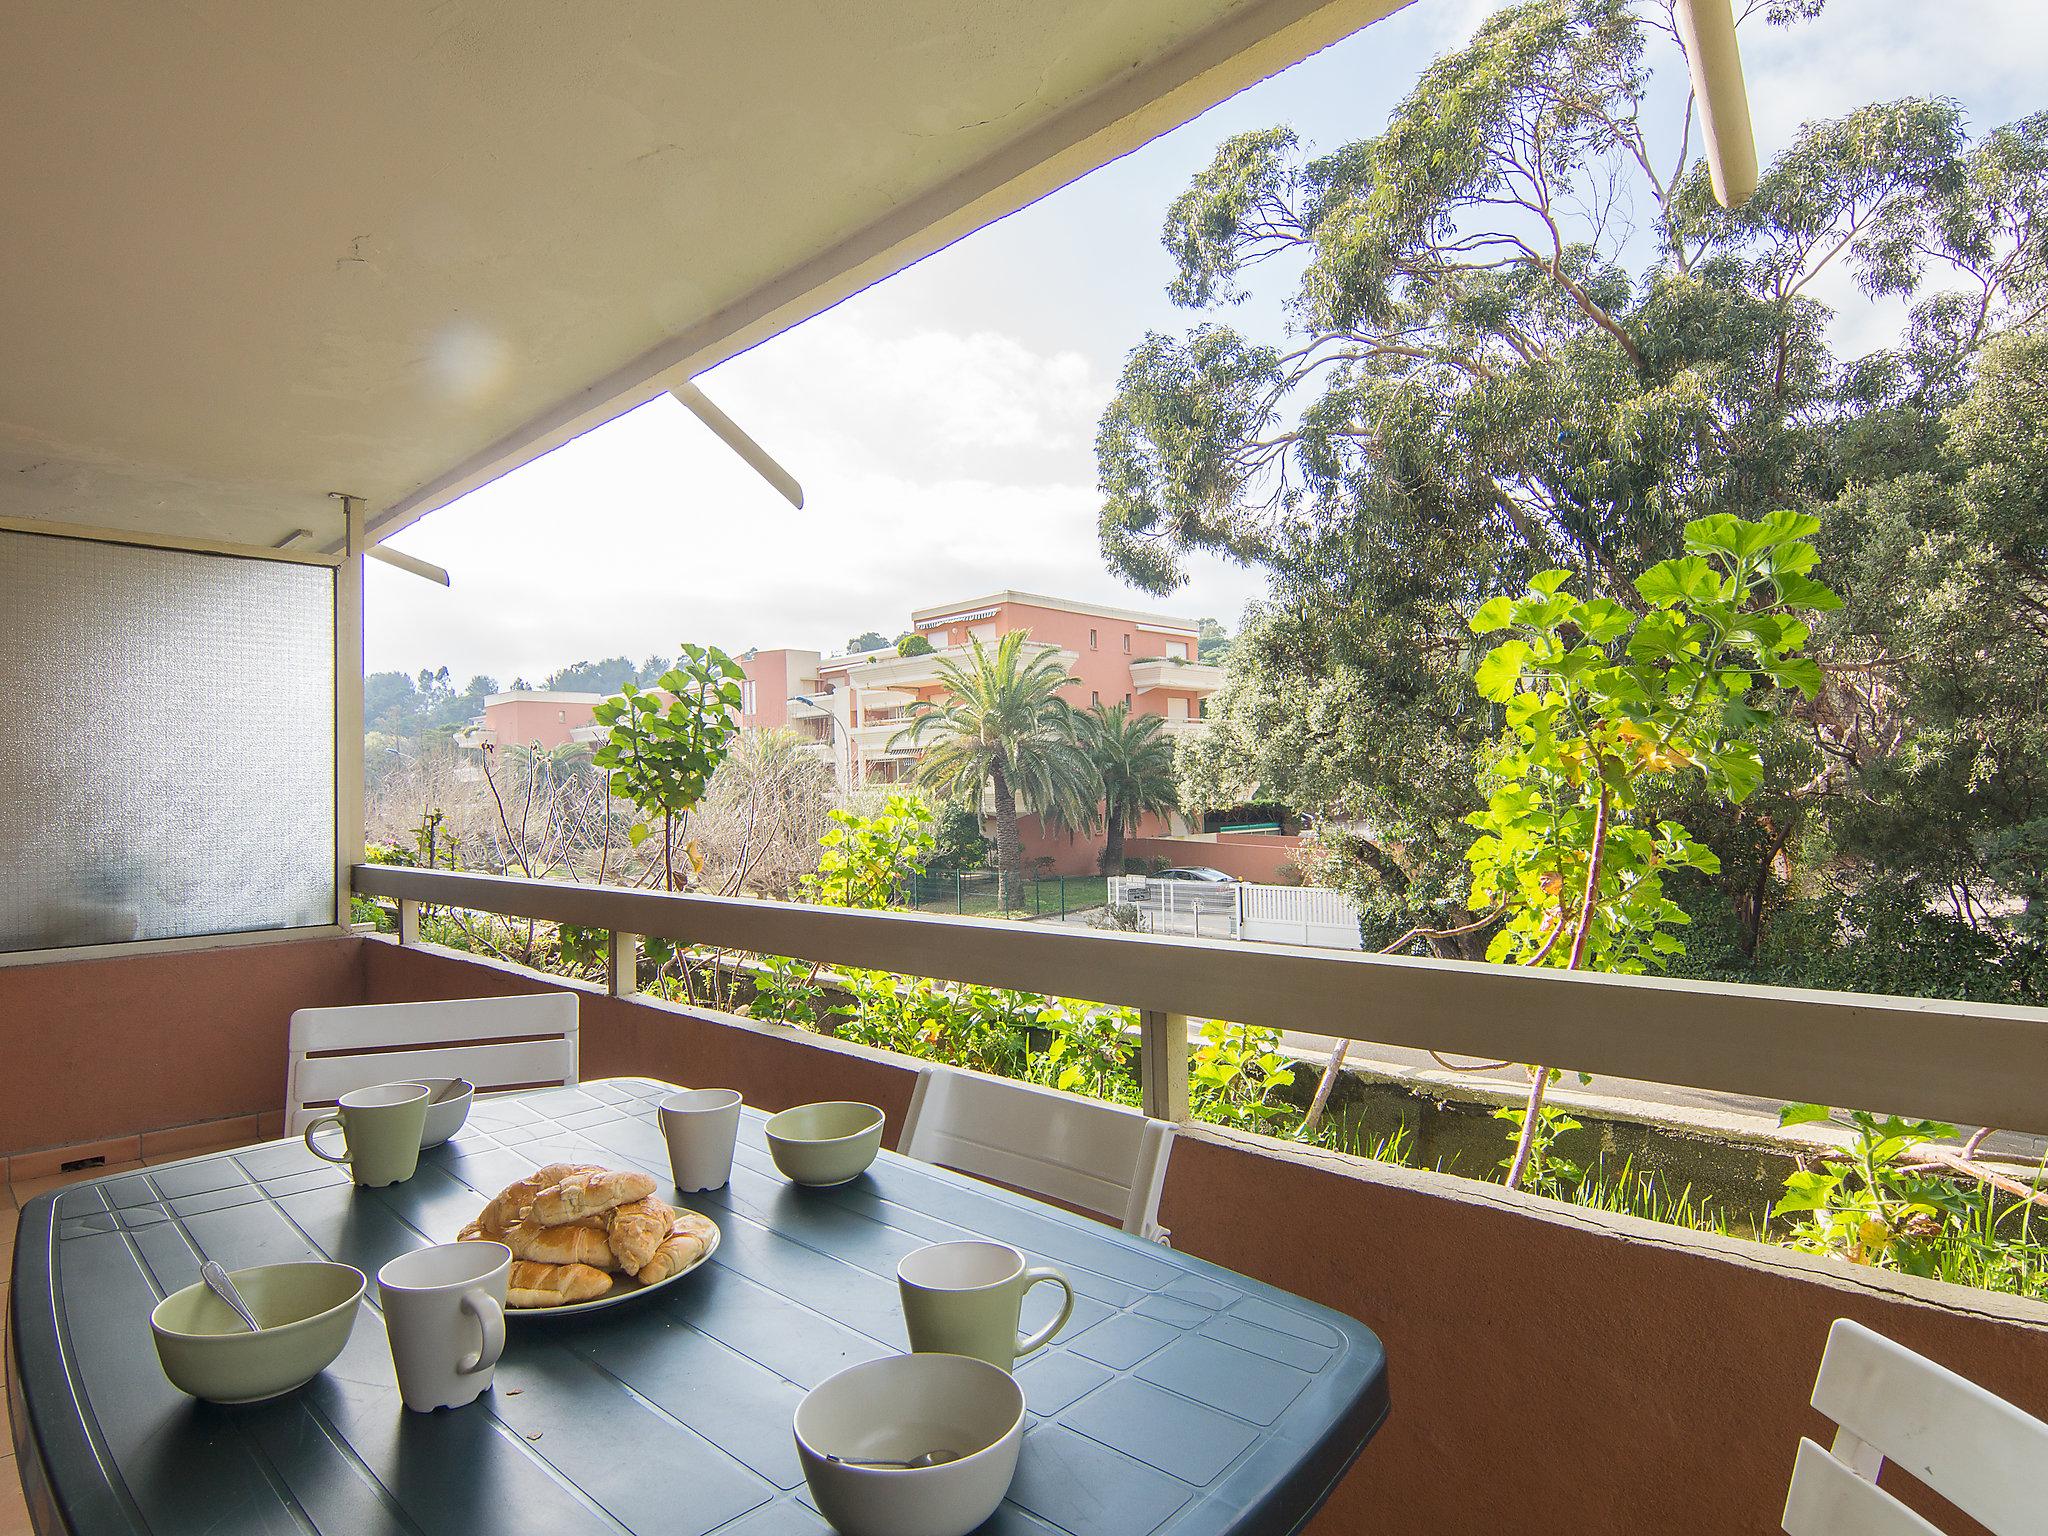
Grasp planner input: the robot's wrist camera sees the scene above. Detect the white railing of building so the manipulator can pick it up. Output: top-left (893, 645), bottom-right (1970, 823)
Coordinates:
top-left (354, 864), bottom-right (2048, 1138)
top-left (1108, 875), bottom-right (1239, 939)
top-left (1108, 876), bottom-right (1365, 950)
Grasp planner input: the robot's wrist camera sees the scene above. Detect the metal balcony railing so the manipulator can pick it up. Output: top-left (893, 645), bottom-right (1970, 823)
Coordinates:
top-left (352, 863), bottom-right (2048, 1136)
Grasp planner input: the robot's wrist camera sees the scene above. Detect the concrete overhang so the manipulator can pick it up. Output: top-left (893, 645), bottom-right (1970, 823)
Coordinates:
top-left (1, 0), bottom-right (1410, 555)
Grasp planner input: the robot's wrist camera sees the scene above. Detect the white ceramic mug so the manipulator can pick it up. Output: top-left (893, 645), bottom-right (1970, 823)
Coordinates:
top-left (660, 1087), bottom-right (744, 1192)
top-left (898, 1240), bottom-right (1074, 1371)
top-left (377, 1241), bottom-right (510, 1412)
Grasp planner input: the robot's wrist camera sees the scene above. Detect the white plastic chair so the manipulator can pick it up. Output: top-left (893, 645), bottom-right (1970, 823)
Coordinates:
top-left (1783, 1317), bottom-right (2048, 1536)
top-left (286, 993), bottom-right (579, 1134)
top-left (898, 1067), bottom-right (1175, 1242)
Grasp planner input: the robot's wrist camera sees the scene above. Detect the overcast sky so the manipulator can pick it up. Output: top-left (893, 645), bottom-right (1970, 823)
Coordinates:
top-left (367, 0), bottom-right (2048, 684)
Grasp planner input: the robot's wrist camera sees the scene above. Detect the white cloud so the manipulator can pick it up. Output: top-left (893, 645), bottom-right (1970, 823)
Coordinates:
top-left (367, 308), bottom-right (1256, 682)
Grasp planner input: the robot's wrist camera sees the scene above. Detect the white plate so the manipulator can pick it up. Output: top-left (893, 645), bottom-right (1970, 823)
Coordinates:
top-left (501, 1217), bottom-right (721, 1319)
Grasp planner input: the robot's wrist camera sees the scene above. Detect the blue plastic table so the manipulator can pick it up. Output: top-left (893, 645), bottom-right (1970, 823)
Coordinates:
top-left (8, 1078), bottom-right (1388, 1535)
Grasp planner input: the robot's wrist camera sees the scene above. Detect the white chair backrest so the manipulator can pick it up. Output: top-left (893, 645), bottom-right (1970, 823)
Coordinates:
top-left (286, 993), bottom-right (579, 1133)
top-left (898, 1067), bottom-right (1174, 1242)
top-left (1783, 1318), bottom-right (2048, 1536)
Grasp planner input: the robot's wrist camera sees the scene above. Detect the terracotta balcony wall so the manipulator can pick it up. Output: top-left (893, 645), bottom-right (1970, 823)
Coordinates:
top-left (7, 897), bottom-right (2048, 1533)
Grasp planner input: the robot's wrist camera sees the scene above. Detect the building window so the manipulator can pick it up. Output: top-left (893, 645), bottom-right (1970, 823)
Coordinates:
top-left (1091, 691), bottom-right (1100, 706)
top-left (741, 679), bottom-right (757, 716)
top-left (1124, 693), bottom-right (1132, 708)
top-left (1168, 640), bottom-right (1188, 661)
top-left (1089, 628), bottom-right (1098, 649)
top-left (557, 709), bottom-right (565, 723)
top-left (1122, 633), bottom-right (1132, 653)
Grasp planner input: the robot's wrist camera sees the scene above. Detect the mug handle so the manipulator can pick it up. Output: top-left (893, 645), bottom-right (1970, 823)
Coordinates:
top-left (1015, 1266), bottom-right (1075, 1359)
top-left (458, 1288), bottom-right (506, 1376)
top-left (303, 1114), bottom-right (350, 1165)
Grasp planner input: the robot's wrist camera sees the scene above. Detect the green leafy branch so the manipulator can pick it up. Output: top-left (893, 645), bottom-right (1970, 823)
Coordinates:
top-left (1466, 511), bottom-right (1839, 1188)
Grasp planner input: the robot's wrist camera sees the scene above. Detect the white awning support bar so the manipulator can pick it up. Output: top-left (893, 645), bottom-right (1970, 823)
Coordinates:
top-left (366, 545), bottom-right (452, 587)
top-left (670, 382), bottom-right (805, 510)
top-left (1675, 0), bottom-right (1759, 208)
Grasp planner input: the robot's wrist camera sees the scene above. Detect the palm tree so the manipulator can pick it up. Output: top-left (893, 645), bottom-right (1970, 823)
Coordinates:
top-left (1077, 703), bottom-right (1180, 874)
top-left (893, 633), bottom-right (1094, 907)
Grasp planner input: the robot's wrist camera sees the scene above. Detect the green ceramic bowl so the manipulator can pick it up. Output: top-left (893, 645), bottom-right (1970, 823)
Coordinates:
top-left (151, 1261), bottom-right (365, 1403)
top-left (765, 1101), bottom-right (887, 1186)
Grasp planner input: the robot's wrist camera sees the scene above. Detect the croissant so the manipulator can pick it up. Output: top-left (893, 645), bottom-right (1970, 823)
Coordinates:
top-left (507, 1259), bottom-right (612, 1308)
top-left (605, 1195), bottom-right (676, 1273)
top-left (632, 1210), bottom-right (718, 1285)
top-left (506, 1215), bottom-right (618, 1270)
top-left (472, 1162), bottom-right (601, 1239)
top-left (528, 1168), bottom-right (657, 1226)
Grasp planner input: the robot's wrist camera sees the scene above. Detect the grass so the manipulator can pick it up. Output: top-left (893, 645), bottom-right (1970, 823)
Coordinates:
top-left (1293, 1111), bottom-right (2048, 1300)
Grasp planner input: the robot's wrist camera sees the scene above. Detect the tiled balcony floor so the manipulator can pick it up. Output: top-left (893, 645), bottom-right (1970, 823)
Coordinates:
top-left (4, 1121), bottom-right (270, 1535)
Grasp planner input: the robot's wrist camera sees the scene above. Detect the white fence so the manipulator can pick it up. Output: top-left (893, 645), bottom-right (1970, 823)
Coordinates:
top-left (1108, 877), bottom-right (1364, 950)
top-left (1239, 882), bottom-right (1365, 949)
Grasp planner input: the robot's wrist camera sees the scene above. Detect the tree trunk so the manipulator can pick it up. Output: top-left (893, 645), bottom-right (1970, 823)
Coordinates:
top-left (991, 767), bottom-right (1023, 910)
top-left (1504, 780), bottom-right (1609, 1191)
top-left (1103, 807), bottom-right (1126, 876)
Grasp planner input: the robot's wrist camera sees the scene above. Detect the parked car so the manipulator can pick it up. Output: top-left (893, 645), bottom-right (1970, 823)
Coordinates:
top-left (1153, 866), bottom-right (1235, 884)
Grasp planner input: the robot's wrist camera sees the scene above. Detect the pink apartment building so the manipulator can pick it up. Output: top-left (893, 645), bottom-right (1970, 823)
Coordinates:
top-left (460, 592), bottom-right (1298, 878)
top-left (460, 690), bottom-right (608, 752)
top-left (740, 591), bottom-right (1298, 878)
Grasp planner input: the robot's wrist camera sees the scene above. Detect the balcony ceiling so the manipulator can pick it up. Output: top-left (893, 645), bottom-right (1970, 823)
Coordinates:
top-left (0, 0), bottom-right (1400, 554)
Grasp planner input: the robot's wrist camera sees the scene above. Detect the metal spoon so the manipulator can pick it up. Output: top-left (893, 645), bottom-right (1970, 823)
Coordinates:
top-left (824, 1450), bottom-right (961, 1470)
top-left (200, 1261), bottom-right (263, 1332)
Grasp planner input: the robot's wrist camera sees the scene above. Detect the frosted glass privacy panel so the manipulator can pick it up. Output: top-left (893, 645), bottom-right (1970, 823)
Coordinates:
top-left (0, 531), bottom-right (336, 952)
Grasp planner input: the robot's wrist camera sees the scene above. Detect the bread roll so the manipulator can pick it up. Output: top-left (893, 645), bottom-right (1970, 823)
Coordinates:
top-left (506, 1215), bottom-right (618, 1270)
top-left (506, 1259), bottom-right (612, 1308)
top-left (473, 1162), bottom-right (601, 1239)
top-left (604, 1195), bottom-right (675, 1273)
top-left (528, 1168), bottom-right (657, 1226)
top-left (632, 1210), bottom-right (717, 1285)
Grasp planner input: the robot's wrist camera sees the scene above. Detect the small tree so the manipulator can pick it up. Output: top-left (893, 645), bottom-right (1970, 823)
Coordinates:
top-left (803, 794), bottom-right (937, 911)
top-left (589, 644), bottom-right (745, 891)
top-left (1465, 511), bottom-right (1838, 1189)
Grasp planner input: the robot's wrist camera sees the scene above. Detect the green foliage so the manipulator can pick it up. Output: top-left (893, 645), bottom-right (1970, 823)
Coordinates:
top-left (749, 953), bottom-right (829, 1030)
top-left (895, 633), bottom-right (935, 657)
top-left (1028, 999), bottom-right (1139, 1101)
top-left (845, 631), bottom-right (890, 654)
top-left (1188, 1021), bottom-right (1296, 1131)
top-left (1492, 1100), bottom-right (1584, 1198)
top-left (803, 795), bottom-right (936, 911)
top-left (1466, 513), bottom-right (1835, 974)
top-left (1097, 0), bottom-right (2048, 992)
top-left (349, 895), bottom-right (393, 931)
top-left (1773, 1105), bottom-right (1978, 1275)
top-left (556, 925), bottom-right (608, 973)
top-left (927, 806), bottom-right (991, 871)
top-left (544, 656), bottom-right (643, 694)
top-left (589, 644), bottom-right (745, 889)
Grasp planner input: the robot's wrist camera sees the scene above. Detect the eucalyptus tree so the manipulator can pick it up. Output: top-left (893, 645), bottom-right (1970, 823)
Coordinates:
top-left (1097, 0), bottom-right (2048, 977)
top-left (1077, 703), bottom-right (1181, 873)
top-left (893, 633), bottom-right (1094, 907)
